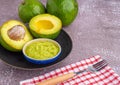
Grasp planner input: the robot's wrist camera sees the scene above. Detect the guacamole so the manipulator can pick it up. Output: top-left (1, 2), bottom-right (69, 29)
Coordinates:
top-left (25, 41), bottom-right (59, 60)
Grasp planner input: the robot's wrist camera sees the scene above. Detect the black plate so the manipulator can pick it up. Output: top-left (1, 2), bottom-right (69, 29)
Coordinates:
top-left (0, 30), bottom-right (72, 70)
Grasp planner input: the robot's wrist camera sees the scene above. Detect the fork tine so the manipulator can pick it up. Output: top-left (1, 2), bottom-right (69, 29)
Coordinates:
top-left (93, 59), bottom-right (108, 71)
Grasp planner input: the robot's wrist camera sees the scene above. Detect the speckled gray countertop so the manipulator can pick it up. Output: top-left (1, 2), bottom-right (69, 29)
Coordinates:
top-left (0, 0), bottom-right (120, 85)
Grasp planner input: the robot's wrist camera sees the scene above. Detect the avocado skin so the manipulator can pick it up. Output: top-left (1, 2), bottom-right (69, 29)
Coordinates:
top-left (30, 29), bottom-right (61, 39)
top-left (18, 0), bottom-right (46, 23)
top-left (46, 0), bottom-right (78, 26)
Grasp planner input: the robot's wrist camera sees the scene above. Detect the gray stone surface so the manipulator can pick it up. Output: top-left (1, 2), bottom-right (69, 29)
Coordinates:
top-left (0, 0), bottom-right (120, 85)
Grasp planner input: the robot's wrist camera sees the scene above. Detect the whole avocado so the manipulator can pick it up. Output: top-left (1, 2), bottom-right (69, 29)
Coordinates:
top-left (18, 0), bottom-right (45, 23)
top-left (46, 0), bottom-right (78, 26)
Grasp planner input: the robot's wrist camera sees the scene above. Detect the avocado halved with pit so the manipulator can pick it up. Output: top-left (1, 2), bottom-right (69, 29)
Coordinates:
top-left (0, 20), bottom-right (33, 52)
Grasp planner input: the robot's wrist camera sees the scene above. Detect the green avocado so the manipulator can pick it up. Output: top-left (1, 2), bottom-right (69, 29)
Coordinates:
top-left (0, 20), bottom-right (33, 52)
top-left (18, 0), bottom-right (46, 23)
top-left (46, 0), bottom-right (78, 26)
top-left (29, 14), bottom-right (62, 39)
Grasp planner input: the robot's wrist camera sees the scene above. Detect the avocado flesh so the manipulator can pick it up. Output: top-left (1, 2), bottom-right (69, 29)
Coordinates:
top-left (0, 20), bottom-right (33, 52)
top-left (18, 0), bottom-right (46, 23)
top-left (29, 14), bottom-right (62, 39)
top-left (0, 36), bottom-right (19, 51)
top-left (35, 20), bottom-right (54, 31)
top-left (46, 0), bottom-right (78, 26)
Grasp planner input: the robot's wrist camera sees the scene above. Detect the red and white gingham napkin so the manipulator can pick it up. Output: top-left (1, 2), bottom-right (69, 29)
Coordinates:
top-left (20, 55), bottom-right (120, 85)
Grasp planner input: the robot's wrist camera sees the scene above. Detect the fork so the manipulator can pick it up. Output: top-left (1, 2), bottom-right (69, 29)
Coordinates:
top-left (36, 59), bottom-right (108, 85)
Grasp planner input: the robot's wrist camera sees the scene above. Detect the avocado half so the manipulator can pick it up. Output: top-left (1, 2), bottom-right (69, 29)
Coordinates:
top-left (29, 14), bottom-right (62, 39)
top-left (0, 20), bottom-right (33, 52)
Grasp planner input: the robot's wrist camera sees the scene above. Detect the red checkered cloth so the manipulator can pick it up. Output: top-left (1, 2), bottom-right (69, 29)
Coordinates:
top-left (20, 55), bottom-right (120, 85)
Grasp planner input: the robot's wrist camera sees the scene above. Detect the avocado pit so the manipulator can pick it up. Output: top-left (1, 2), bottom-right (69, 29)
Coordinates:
top-left (7, 25), bottom-right (25, 41)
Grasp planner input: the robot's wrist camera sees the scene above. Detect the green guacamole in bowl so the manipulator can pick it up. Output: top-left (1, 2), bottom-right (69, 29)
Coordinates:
top-left (25, 41), bottom-right (59, 60)
top-left (22, 38), bottom-right (61, 64)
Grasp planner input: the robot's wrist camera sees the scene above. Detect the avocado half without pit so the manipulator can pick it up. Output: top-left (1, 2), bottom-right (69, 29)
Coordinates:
top-left (29, 14), bottom-right (62, 39)
top-left (0, 20), bottom-right (33, 52)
